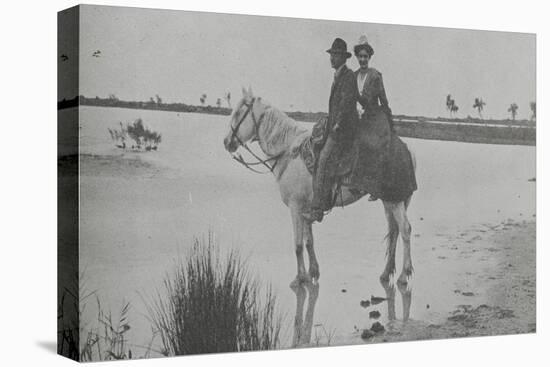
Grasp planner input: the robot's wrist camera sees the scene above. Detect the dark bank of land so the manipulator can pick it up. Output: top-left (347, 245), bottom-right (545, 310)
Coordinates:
top-left (394, 118), bottom-right (535, 146)
top-left (58, 96), bottom-right (536, 146)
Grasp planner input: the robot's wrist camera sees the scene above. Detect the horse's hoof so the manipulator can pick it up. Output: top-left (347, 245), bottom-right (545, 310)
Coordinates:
top-left (397, 274), bottom-right (409, 286)
top-left (309, 267), bottom-right (320, 281)
top-left (289, 278), bottom-right (301, 289)
top-left (306, 281), bottom-right (320, 296)
top-left (396, 280), bottom-right (409, 293)
top-left (380, 269), bottom-right (395, 283)
top-left (380, 273), bottom-right (390, 283)
top-left (290, 274), bottom-right (311, 288)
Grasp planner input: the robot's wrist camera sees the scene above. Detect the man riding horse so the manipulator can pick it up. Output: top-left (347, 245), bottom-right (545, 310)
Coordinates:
top-left (302, 38), bottom-right (359, 223)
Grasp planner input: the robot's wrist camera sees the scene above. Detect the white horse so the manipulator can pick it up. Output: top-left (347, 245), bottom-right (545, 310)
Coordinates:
top-left (223, 88), bottom-right (415, 285)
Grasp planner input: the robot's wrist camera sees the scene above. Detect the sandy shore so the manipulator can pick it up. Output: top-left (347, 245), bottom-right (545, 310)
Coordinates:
top-left (336, 219), bottom-right (536, 345)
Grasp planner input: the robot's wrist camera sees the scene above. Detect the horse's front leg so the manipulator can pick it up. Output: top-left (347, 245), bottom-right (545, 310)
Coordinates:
top-left (290, 206), bottom-right (309, 286)
top-left (304, 222), bottom-right (320, 281)
top-left (290, 282), bottom-right (307, 347)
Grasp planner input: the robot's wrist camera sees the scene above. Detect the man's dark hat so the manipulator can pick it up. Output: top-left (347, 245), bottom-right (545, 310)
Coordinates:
top-left (326, 38), bottom-right (352, 58)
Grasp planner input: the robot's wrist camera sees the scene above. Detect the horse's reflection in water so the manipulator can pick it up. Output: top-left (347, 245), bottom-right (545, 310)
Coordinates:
top-left (290, 281), bottom-right (319, 347)
top-left (380, 279), bottom-right (412, 327)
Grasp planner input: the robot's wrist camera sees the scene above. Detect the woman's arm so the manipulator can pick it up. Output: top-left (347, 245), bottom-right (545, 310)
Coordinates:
top-left (377, 72), bottom-right (395, 131)
top-left (377, 73), bottom-right (390, 111)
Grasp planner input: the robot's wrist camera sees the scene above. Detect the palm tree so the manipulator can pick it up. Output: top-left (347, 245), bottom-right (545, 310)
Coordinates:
top-left (224, 92), bottom-right (232, 108)
top-left (451, 104), bottom-right (459, 116)
top-left (508, 103), bottom-right (518, 120)
top-left (200, 94), bottom-right (207, 106)
top-left (155, 94), bottom-right (162, 105)
top-left (216, 98), bottom-right (222, 108)
top-left (446, 94), bottom-right (453, 117)
top-left (473, 98), bottom-right (486, 119)
top-left (530, 102), bottom-right (536, 121)
top-left (446, 95), bottom-right (459, 117)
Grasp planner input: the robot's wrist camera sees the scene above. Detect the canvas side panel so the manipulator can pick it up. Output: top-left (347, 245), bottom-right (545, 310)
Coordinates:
top-left (57, 5), bottom-right (80, 362)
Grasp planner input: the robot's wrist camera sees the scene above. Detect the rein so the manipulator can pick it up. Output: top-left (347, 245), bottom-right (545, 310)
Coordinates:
top-left (230, 98), bottom-right (284, 174)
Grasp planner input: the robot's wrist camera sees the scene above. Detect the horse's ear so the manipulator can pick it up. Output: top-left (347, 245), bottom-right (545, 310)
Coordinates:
top-left (247, 86), bottom-right (254, 97)
top-left (241, 87), bottom-right (248, 98)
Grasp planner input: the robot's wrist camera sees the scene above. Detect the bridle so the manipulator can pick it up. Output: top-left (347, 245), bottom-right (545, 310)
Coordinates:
top-left (229, 97), bottom-right (284, 174)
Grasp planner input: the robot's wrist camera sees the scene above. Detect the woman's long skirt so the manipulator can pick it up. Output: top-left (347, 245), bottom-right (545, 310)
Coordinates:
top-left (350, 108), bottom-right (417, 202)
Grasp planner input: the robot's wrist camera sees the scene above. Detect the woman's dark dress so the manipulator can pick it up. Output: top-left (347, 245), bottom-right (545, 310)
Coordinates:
top-left (350, 68), bottom-right (417, 202)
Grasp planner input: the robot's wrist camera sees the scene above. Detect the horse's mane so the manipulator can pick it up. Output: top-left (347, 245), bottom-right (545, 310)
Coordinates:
top-left (259, 104), bottom-right (309, 156)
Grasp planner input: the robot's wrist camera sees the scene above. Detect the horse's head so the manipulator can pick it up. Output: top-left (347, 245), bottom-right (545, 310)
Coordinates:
top-left (223, 87), bottom-right (265, 153)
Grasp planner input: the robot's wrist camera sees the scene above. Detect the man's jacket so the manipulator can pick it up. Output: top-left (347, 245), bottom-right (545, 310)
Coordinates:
top-left (328, 64), bottom-right (359, 142)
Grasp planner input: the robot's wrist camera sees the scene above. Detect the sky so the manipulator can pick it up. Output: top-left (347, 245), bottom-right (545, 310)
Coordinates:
top-left (69, 5), bottom-right (536, 120)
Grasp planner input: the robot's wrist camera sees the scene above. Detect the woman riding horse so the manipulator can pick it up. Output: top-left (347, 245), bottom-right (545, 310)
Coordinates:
top-left (350, 36), bottom-right (417, 203)
top-left (351, 35), bottom-right (393, 201)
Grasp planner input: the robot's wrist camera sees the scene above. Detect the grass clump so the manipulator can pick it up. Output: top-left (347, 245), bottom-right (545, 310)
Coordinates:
top-left (108, 118), bottom-right (162, 151)
top-left (79, 297), bottom-right (133, 361)
top-left (148, 234), bottom-right (282, 355)
top-left (58, 271), bottom-right (154, 362)
top-left (57, 274), bottom-right (80, 360)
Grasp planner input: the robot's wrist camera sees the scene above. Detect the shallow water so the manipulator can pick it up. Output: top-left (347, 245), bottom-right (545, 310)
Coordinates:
top-left (78, 106), bottom-right (536, 353)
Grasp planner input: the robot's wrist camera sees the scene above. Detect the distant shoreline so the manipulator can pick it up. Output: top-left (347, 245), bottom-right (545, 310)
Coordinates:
top-left (60, 96), bottom-right (536, 146)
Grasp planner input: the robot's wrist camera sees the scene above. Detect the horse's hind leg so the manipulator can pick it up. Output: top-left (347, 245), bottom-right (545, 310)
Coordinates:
top-left (381, 201), bottom-right (399, 282)
top-left (290, 206), bottom-right (310, 286)
top-left (392, 200), bottom-right (413, 285)
top-left (304, 222), bottom-right (320, 281)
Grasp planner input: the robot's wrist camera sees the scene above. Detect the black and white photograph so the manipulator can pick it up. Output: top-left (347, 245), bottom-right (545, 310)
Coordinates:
top-left (55, 4), bottom-right (539, 362)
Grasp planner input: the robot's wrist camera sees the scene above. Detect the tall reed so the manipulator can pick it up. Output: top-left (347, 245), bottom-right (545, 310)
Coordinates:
top-left (58, 271), bottom-right (140, 361)
top-left (148, 234), bottom-right (282, 355)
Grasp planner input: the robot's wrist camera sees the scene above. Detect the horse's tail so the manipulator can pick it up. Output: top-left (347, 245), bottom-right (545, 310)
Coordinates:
top-left (405, 143), bottom-right (417, 174)
top-left (400, 142), bottom-right (416, 210)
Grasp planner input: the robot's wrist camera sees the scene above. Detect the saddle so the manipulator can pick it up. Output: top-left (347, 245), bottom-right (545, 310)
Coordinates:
top-left (298, 117), bottom-right (356, 180)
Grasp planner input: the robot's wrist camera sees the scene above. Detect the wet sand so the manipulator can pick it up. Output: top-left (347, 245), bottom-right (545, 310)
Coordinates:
top-left (79, 153), bottom-right (165, 178)
top-left (327, 220), bottom-right (536, 346)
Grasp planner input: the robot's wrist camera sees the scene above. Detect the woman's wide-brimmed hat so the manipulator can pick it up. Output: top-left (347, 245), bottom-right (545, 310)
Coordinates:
top-left (326, 38), bottom-right (352, 58)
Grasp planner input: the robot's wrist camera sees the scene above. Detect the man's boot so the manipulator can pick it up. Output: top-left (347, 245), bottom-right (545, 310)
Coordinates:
top-left (302, 208), bottom-right (324, 223)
